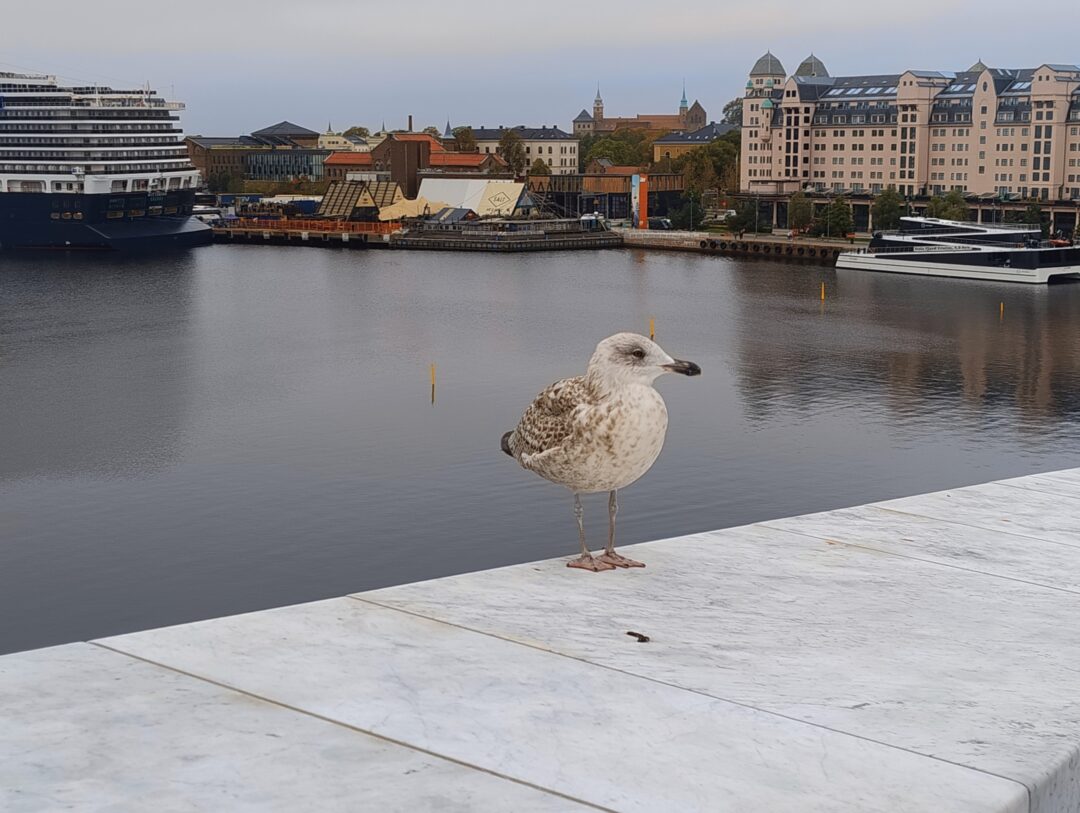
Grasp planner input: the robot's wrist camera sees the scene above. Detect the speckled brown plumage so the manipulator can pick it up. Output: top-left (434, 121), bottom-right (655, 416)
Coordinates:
top-left (501, 333), bottom-right (700, 571)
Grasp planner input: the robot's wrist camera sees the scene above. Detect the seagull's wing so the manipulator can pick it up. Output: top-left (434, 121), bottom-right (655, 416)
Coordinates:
top-left (507, 376), bottom-right (593, 467)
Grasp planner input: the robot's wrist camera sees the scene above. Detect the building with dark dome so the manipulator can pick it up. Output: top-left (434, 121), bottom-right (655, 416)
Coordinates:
top-left (739, 51), bottom-right (1080, 226)
top-left (796, 54), bottom-right (829, 78)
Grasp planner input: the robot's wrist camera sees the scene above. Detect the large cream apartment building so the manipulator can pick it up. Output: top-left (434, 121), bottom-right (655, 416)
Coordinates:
top-left (471, 126), bottom-right (579, 175)
top-left (741, 53), bottom-right (1080, 203)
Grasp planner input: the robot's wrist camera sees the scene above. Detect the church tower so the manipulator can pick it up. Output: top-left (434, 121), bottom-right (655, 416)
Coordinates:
top-left (593, 85), bottom-right (604, 123)
top-left (679, 82), bottom-right (688, 122)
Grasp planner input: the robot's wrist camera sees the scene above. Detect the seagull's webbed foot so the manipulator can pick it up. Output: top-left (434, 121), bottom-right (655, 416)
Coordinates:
top-left (567, 553), bottom-right (616, 572)
top-left (597, 551), bottom-right (646, 569)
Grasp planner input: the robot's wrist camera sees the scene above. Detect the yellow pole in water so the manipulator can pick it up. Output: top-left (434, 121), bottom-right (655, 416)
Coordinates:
top-left (820, 281), bottom-right (826, 301)
top-left (649, 317), bottom-right (655, 341)
top-left (999, 302), bottom-right (1004, 321)
top-left (430, 363), bottom-right (436, 405)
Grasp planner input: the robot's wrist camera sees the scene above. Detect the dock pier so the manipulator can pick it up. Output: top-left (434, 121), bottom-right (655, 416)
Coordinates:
top-left (618, 228), bottom-right (855, 263)
top-left (212, 218), bottom-right (397, 248)
top-left (4, 467), bottom-right (1080, 811)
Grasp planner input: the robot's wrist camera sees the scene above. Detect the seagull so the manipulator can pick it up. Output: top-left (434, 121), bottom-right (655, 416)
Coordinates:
top-left (501, 333), bottom-right (701, 572)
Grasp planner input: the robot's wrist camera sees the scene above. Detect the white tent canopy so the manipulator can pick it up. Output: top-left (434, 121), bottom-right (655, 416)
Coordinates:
top-left (415, 180), bottom-right (525, 217)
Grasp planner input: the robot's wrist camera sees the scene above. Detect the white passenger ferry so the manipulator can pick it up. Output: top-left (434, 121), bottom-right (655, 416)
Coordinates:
top-left (837, 217), bottom-right (1080, 283)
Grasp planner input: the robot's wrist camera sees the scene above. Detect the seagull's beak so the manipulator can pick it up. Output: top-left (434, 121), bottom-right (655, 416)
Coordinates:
top-left (662, 358), bottom-right (702, 376)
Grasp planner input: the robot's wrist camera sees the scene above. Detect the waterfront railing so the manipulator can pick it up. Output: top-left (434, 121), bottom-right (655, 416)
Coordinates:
top-left (227, 218), bottom-right (401, 235)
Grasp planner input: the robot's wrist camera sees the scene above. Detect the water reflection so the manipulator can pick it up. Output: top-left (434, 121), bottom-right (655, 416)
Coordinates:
top-left (734, 263), bottom-right (1080, 424)
top-left (0, 253), bottom-right (195, 481)
top-left (1, 246), bottom-right (1078, 655)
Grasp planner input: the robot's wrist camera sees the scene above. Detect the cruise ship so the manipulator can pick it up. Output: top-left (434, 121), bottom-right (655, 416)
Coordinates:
top-left (836, 217), bottom-right (1080, 283)
top-left (0, 71), bottom-right (211, 250)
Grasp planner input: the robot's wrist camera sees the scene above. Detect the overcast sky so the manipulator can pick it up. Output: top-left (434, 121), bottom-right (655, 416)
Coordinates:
top-left (2, 1), bottom-right (1076, 136)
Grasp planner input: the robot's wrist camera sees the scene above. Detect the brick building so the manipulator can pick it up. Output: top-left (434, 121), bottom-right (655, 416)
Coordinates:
top-left (572, 86), bottom-right (706, 137)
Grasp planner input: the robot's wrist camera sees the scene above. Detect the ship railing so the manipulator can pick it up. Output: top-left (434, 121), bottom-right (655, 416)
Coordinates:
top-left (227, 218), bottom-right (401, 235)
top-left (880, 222), bottom-right (1037, 236)
top-left (884, 234), bottom-right (1049, 250)
top-left (846, 245), bottom-right (971, 255)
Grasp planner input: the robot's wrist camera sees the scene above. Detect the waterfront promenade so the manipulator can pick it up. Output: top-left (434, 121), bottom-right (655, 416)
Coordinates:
top-left (3, 468), bottom-right (1080, 811)
top-left (618, 227), bottom-right (862, 262)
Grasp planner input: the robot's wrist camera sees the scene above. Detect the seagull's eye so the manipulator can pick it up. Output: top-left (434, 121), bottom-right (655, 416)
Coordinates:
top-left (631, 348), bottom-right (646, 360)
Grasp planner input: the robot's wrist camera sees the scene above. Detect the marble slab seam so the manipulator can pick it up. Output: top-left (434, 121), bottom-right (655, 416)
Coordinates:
top-left (88, 641), bottom-right (616, 813)
top-left (346, 595), bottom-right (1033, 802)
top-left (995, 479), bottom-right (1080, 502)
top-left (760, 520), bottom-right (1080, 598)
top-left (863, 504), bottom-right (1080, 551)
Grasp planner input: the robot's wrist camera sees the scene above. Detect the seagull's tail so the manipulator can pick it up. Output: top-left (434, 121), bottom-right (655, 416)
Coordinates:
top-left (500, 431), bottom-right (514, 458)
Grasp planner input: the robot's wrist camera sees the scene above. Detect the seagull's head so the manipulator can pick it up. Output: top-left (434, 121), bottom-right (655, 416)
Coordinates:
top-left (587, 332), bottom-right (701, 388)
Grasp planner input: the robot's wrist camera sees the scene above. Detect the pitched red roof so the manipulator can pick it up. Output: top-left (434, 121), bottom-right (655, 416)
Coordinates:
top-left (390, 133), bottom-right (446, 152)
top-left (428, 152), bottom-right (500, 167)
top-left (325, 152), bottom-right (373, 166)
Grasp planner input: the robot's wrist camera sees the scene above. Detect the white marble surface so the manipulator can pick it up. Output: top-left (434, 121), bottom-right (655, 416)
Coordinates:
top-left (765, 503), bottom-right (1080, 593)
top-left (997, 470), bottom-right (1080, 502)
top-left (360, 475), bottom-right (1080, 813)
top-left (877, 480), bottom-right (1080, 548)
top-left (100, 597), bottom-right (1024, 813)
top-left (7, 467), bottom-right (1080, 812)
top-left (0, 643), bottom-right (577, 813)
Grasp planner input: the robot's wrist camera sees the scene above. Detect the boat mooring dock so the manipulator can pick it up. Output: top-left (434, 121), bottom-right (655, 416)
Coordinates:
top-left (618, 228), bottom-right (857, 263)
top-left (4, 468), bottom-right (1080, 812)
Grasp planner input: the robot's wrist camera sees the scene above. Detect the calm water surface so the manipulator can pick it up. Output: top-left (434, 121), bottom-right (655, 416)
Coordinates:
top-left (2, 245), bottom-right (1080, 653)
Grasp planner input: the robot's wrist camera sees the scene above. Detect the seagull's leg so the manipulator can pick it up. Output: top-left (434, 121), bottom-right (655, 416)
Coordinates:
top-left (567, 493), bottom-right (614, 572)
top-left (597, 489), bottom-right (645, 568)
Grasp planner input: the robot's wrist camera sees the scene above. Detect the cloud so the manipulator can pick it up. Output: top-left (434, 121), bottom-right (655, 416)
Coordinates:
top-left (2, 0), bottom-right (1075, 135)
top-left (0, 0), bottom-right (971, 58)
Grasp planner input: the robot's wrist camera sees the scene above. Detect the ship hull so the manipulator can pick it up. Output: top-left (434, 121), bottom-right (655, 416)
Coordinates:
top-left (0, 190), bottom-right (212, 251)
top-left (836, 251), bottom-right (1080, 284)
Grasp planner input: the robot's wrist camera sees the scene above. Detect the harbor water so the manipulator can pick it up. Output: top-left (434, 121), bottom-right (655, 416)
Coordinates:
top-left (2, 244), bottom-right (1080, 654)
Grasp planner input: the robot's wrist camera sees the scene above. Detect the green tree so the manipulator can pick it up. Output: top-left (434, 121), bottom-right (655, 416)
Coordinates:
top-left (788, 191), bottom-right (813, 232)
top-left (582, 128), bottom-right (658, 168)
top-left (925, 189), bottom-right (969, 221)
top-left (342, 125), bottom-right (370, 138)
top-left (452, 126), bottom-right (477, 153)
top-left (811, 197), bottom-right (853, 237)
top-left (871, 187), bottom-right (905, 230)
top-left (672, 135), bottom-right (740, 194)
top-left (497, 129), bottom-right (527, 176)
top-left (208, 170), bottom-right (245, 193)
top-left (678, 149), bottom-right (717, 197)
top-left (727, 201), bottom-right (762, 234)
top-left (722, 98), bottom-right (743, 127)
top-left (1024, 200), bottom-right (1048, 236)
top-left (668, 191), bottom-right (703, 230)
top-left (528, 158), bottom-right (551, 176)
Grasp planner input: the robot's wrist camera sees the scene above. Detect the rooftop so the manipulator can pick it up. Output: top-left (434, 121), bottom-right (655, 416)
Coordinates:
top-left (427, 152), bottom-right (505, 168)
top-left (251, 120), bottom-right (319, 138)
top-left (470, 125), bottom-right (576, 141)
top-left (324, 151), bottom-right (374, 166)
top-left (751, 51), bottom-right (786, 77)
top-left (387, 133), bottom-right (447, 151)
top-left (795, 54), bottom-right (829, 78)
top-left (654, 121), bottom-right (739, 144)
